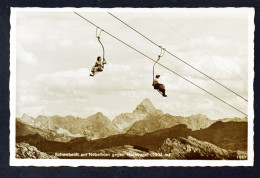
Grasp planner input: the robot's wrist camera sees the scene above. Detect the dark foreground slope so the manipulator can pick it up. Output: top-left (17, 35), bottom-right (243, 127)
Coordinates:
top-left (159, 136), bottom-right (247, 160)
top-left (56, 136), bottom-right (245, 160)
top-left (16, 121), bottom-right (247, 155)
top-left (16, 142), bottom-right (58, 159)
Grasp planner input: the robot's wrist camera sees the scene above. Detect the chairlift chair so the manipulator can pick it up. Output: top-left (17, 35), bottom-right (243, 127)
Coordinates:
top-left (152, 46), bottom-right (167, 97)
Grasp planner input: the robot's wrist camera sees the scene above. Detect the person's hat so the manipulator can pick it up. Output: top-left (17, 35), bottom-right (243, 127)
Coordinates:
top-left (156, 75), bottom-right (160, 78)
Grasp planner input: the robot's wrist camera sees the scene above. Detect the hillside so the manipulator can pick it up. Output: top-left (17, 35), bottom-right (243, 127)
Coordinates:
top-left (16, 142), bottom-right (58, 159)
top-left (16, 121), bottom-right (247, 155)
top-left (159, 136), bottom-right (246, 160)
top-left (126, 113), bottom-right (215, 135)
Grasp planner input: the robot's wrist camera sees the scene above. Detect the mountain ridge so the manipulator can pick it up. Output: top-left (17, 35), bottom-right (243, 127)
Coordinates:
top-left (17, 111), bottom-right (120, 142)
top-left (17, 98), bottom-right (247, 142)
top-left (126, 112), bottom-right (215, 135)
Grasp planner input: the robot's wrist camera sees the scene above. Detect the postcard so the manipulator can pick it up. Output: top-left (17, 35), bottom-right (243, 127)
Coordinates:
top-left (10, 7), bottom-right (254, 166)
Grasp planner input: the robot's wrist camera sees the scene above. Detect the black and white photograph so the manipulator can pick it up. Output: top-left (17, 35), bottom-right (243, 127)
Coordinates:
top-left (10, 8), bottom-right (254, 166)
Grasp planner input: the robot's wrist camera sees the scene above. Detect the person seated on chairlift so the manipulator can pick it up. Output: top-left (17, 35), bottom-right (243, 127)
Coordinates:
top-left (90, 56), bottom-right (105, 76)
top-left (153, 75), bottom-right (167, 97)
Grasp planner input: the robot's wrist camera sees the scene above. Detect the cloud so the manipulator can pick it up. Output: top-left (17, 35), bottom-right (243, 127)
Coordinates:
top-left (15, 11), bottom-right (250, 120)
top-left (33, 62), bottom-right (153, 95)
top-left (17, 58), bottom-right (247, 120)
top-left (16, 64), bottom-right (152, 118)
top-left (59, 39), bottom-right (73, 48)
top-left (16, 44), bottom-right (38, 65)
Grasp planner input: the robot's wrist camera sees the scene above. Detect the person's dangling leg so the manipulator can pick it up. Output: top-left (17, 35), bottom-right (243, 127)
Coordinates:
top-left (158, 84), bottom-right (167, 97)
top-left (90, 66), bottom-right (97, 76)
top-left (162, 89), bottom-right (167, 97)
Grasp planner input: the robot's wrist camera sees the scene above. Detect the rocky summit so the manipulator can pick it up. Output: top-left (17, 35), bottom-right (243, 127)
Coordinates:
top-left (16, 142), bottom-right (58, 159)
top-left (184, 113), bottom-right (215, 131)
top-left (159, 136), bottom-right (247, 160)
top-left (112, 98), bottom-right (163, 130)
top-left (18, 113), bottom-right (36, 126)
top-left (133, 98), bottom-right (157, 114)
top-left (83, 112), bottom-right (120, 140)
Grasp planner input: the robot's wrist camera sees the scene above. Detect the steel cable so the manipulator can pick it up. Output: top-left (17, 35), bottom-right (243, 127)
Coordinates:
top-left (108, 12), bottom-right (248, 102)
top-left (74, 12), bottom-right (247, 116)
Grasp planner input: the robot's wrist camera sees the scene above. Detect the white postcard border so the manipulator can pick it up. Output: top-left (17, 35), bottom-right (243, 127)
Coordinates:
top-left (9, 7), bottom-right (255, 167)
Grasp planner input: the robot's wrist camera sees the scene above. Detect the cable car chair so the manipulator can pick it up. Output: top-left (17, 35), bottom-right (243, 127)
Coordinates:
top-left (90, 28), bottom-right (107, 76)
top-left (152, 46), bottom-right (167, 97)
top-left (96, 28), bottom-right (106, 66)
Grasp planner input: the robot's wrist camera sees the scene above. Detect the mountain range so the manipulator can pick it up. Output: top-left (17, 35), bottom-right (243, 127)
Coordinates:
top-left (16, 98), bottom-right (246, 141)
top-left (16, 98), bottom-right (248, 159)
top-left (17, 112), bottom-right (119, 142)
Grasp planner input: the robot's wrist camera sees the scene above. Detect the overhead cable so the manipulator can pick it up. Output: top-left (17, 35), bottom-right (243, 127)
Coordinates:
top-left (108, 12), bottom-right (248, 102)
top-left (74, 12), bottom-right (247, 116)
top-left (152, 14), bottom-right (246, 84)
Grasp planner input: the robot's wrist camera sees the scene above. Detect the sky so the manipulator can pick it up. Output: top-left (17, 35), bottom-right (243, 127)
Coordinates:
top-left (14, 8), bottom-right (253, 120)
